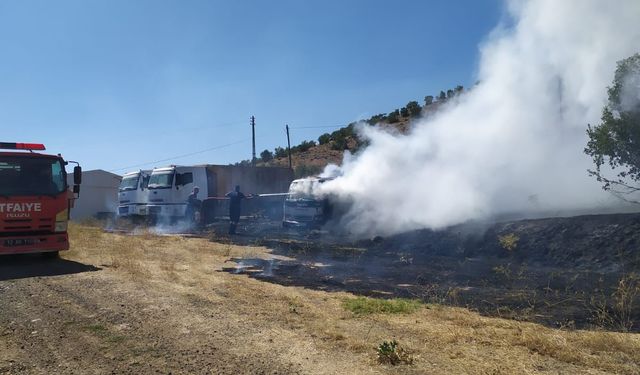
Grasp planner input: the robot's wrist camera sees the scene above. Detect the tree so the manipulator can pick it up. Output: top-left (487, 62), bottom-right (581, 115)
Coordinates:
top-left (438, 91), bottom-right (446, 101)
top-left (318, 133), bottom-right (331, 145)
top-left (296, 140), bottom-right (316, 153)
top-left (274, 146), bottom-right (288, 159)
top-left (367, 113), bottom-right (387, 125)
top-left (260, 149), bottom-right (273, 162)
top-left (585, 53), bottom-right (640, 202)
top-left (235, 159), bottom-right (252, 167)
top-left (387, 109), bottom-right (400, 123)
top-left (406, 101), bottom-right (422, 117)
top-left (400, 106), bottom-right (409, 117)
top-left (446, 89), bottom-right (454, 99)
top-left (424, 95), bottom-right (434, 106)
top-left (454, 85), bottom-right (464, 95)
top-left (331, 137), bottom-right (348, 151)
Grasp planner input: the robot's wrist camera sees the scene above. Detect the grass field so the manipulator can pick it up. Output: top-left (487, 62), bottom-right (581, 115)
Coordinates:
top-left (2, 223), bottom-right (636, 374)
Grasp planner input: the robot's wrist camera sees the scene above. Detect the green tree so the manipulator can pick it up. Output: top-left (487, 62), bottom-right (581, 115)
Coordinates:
top-left (388, 109), bottom-right (400, 123)
top-left (424, 95), bottom-right (434, 106)
top-left (274, 146), bottom-right (288, 158)
top-left (454, 85), bottom-right (464, 95)
top-left (400, 107), bottom-right (409, 117)
top-left (296, 140), bottom-right (316, 153)
top-left (331, 137), bottom-right (348, 151)
top-left (438, 91), bottom-right (446, 101)
top-left (318, 133), bottom-right (331, 145)
top-left (260, 149), bottom-right (273, 162)
top-left (406, 101), bottom-right (422, 117)
top-left (446, 89), bottom-right (454, 99)
top-left (367, 113), bottom-right (387, 125)
top-left (234, 159), bottom-right (252, 167)
top-left (585, 53), bottom-right (640, 201)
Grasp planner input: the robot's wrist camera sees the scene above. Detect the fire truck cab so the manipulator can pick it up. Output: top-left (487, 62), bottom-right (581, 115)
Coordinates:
top-left (0, 142), bottom-right (81, 257)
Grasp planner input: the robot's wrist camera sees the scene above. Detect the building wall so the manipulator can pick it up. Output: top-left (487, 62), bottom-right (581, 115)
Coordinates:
top-left (67, 170), bottom-right (121, 220)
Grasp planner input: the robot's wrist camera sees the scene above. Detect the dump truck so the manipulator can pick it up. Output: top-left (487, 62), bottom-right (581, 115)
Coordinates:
top-left (0, 142), bottom-right (81, 257)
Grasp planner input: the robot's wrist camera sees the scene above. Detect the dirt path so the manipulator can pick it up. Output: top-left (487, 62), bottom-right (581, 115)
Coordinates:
top-left (0, 257), bottom-right (379, 374)
top-left (1, 225), bottom-right (639, 374)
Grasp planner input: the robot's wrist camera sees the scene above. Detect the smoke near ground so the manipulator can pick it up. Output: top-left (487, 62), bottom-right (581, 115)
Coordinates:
top-left (320, 0), bottom-right (640, 236)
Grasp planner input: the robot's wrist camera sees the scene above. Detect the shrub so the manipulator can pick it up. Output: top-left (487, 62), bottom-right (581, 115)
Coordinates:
top-left (498, 233), bottom-right (519, 251)
top-left (376, 340), bottom-right (414, 365)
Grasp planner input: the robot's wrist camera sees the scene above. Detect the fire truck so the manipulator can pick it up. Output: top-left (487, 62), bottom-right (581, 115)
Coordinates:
top-left (0, 142), bottom-right (81, 257)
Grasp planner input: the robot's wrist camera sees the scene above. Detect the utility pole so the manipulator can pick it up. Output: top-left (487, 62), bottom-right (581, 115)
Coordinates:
top-left (285, 124), bottom-right (292, 169)
top-left (251, 116), bottom-right (256, 167)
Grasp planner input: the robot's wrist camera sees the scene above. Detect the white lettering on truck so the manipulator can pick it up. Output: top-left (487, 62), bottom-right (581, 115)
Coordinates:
top-left (0, 203), bottom-right (42, 213)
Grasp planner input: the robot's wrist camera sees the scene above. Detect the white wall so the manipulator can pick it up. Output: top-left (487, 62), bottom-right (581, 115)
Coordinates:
top-left (67, 170), bottom-right (121, 220)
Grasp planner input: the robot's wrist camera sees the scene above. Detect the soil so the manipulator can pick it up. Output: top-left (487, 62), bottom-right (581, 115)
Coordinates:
top-left (0, 256), bottom-right (305, 374)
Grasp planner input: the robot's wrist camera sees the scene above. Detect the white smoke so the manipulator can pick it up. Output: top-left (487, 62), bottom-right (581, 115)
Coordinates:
top-left (319, 0), bottom-right (640, 236)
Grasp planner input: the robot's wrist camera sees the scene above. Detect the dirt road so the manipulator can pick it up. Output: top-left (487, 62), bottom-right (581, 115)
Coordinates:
top-left (1, 224), bottom-right (639, 374)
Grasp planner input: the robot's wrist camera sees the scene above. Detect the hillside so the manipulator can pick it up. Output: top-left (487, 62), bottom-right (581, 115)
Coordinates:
top-left (248, 89), bottom-right (457, 177)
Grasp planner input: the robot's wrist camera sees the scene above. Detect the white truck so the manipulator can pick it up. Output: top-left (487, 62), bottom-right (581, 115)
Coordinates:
top-left (117, 170), bottom-right (151, 217)
top-left (146, 166), bottom-right (206, 218)
top-left (145, 165), bottom-right (293, 221)
top-left (283, 177), bottom-right (334, 228)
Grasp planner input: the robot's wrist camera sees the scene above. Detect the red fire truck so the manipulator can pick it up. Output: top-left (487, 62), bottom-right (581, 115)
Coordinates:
top-left (0, 142), bottom-right (81, 257)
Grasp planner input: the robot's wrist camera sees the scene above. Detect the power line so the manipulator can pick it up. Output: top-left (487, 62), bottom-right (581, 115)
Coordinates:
top-left (109, 139), bottom-right (249, 173)
top-left (288, 125), bottom-right (346, 129)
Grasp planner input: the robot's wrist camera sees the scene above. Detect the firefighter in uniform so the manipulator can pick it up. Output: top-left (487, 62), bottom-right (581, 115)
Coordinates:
top-left (225, 185), bottom-right (248, 234)
top-left (185, 186), bottom-right (201, 227)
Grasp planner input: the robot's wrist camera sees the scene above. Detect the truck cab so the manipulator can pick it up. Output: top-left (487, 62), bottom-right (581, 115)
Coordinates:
top-left (146, 166), bottom-right (207, 219)
top-left (117, 170), bottom-right (151, 217)
top-left (0, 142), bottom-right (81, 256)
top-left (283, 177), bottom-right (334, 228)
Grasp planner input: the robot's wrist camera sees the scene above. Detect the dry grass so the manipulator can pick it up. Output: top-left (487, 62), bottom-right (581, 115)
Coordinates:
top-left (62, 223), bottom-right (640, 374)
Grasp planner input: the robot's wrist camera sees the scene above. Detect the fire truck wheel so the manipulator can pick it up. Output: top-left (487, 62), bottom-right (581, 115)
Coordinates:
top-left (42, 251), bottom-right (59, 259)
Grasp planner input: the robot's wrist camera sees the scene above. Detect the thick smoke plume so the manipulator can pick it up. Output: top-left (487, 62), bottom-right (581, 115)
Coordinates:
top-left (320, 0), bottom-right (640, 236)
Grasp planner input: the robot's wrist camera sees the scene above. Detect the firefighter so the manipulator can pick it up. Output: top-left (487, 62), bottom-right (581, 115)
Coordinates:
top-left (185, 186), bottom-right (201, 226)
top-left (225, 185), bottom-right (248, 234)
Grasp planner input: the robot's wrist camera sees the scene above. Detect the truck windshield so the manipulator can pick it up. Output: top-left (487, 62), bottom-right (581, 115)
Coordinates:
top-left (288, 180), bottom-right (319, 200)
top-left (119, 174), bottom-right (140, 191)
top-left (0, 155), bottom-right (66, 196)
top-left (148, 171), bottom-right (174, 189)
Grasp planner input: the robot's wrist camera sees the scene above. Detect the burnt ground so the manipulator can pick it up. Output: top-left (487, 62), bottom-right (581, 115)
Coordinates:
top-left (214, 213), bottom-right (640, 332)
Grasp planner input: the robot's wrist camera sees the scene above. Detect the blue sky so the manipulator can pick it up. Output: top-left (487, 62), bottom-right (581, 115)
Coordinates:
top-left (0, 0), bottom-right (502, 173)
